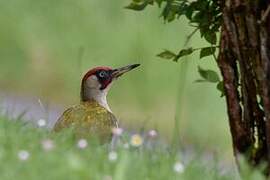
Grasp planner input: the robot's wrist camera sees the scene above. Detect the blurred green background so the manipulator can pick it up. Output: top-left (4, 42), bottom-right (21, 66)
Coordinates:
top-left (0, 0), bottom-right (231, 159)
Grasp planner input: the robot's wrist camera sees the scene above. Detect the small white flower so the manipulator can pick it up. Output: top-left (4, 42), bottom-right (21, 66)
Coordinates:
top-left (77, 139), bottom-right (88, 149)
top-left (112, 127), bottom-right (123, 136)
top-left (41, 139), bottom-right (54, 151)
top-left (173, 161), bottom-right (185, 173)
top-left (130, 134), bottom-right (143, 147)
top-left (37, 119), bottom-right (46, 127)
top-left (108, 151), bottom-right (118, 162)
top-left (18, 150), bottom-right (30, 161)
top-left (148, 129), bottom-right (158, 138)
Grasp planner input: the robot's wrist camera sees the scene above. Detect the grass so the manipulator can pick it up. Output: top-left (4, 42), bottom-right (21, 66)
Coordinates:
top-left (0, 116), bottom-right (241, 180)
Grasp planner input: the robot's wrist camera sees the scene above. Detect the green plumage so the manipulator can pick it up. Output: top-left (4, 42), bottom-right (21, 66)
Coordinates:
top-left (54, 100), bottom-right (118, 142)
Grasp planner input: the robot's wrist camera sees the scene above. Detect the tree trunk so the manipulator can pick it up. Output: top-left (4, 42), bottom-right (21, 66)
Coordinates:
top-left (217, 0), bottom-right (270, 174)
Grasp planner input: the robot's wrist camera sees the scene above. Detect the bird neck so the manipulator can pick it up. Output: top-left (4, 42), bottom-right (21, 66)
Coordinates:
top-left (81, 86), bottom-right (112, 112)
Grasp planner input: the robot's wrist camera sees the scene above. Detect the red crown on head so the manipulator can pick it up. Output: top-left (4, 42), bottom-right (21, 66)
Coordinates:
top-left (82, 66), bottom-right (112, 83)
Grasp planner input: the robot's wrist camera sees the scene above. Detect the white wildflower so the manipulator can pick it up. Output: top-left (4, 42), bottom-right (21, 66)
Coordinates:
top-left (173, 161), bottom-right (185, 173)
top-left (37, 119), bottom-right (46, 127)
top-left (77, 139), bottom-right (88, 149)
top-left (108, 151), bottom-right (118, 162)
top-left (41, 139), bottom-right (54, 151)
top-left (18, 150), bottom-right (30, 161)
top-left (112, 127), bottom-right (123, 136)
top-left (148, 129), bottom-right (158, 138)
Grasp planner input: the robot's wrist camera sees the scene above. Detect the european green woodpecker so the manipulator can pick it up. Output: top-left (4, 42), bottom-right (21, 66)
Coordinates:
top-left (53, 64), bottom-right (140, 142)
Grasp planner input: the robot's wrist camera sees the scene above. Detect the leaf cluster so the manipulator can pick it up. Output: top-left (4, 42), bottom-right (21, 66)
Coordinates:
top-left (157, 46), bottom-right (216, 62)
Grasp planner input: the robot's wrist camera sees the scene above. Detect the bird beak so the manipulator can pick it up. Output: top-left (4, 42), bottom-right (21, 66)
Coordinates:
top-left (111, 64), bottom-right (140, 79)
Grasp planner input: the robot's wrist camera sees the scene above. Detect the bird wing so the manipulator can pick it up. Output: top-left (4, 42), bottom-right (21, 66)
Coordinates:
top-left (53, 101), bottom-right (118, 141)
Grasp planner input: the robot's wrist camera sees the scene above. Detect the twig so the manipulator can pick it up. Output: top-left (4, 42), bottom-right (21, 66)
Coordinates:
top-left (193, 45), bottom-right (220, 51)
top-left (184, 27), bottom-right (199, 46)
top-left (261, 5), bottom-right (270, 23)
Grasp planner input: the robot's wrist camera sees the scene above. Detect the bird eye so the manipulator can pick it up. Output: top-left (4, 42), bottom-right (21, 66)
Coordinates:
top-left (99, 71), bottom-right (107, 78)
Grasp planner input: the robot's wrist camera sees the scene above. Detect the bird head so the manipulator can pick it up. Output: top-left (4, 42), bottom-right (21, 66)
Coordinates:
top-left (80, 64), bottom-right (140, 111)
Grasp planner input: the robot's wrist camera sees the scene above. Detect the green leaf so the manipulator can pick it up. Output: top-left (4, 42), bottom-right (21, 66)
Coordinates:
top-left (177, 47), bottom-right (194, 58)
top-left (125, 1), bottom-right (148, 11)
top-left (185, 6), bottom-right (194, 20)
top-left (204, 31), bottom-right (217, 44)
top-left (166, 10), bottom-right (176, 22)
top-left (198, 66), bottom-right (220, 83)
top-left (161, 2), bottom-right (172, 21)
top-left (216, 81), bottom-right (225, 97)
top-left (157, 50), bottom-right (177, 59)
top-left (171, 47), bottom-right (194, 62)
top-left (200, 47), bottom-right (216, 59)
top-left (148, 0), bottom-right (154, 5)
top-left (192, 11), bottom-right (204, 23)
top-left (155, 0), bottom-right (163, 7)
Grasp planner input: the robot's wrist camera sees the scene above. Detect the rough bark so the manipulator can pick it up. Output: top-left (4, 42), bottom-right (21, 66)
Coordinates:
top-left (218, 0), bottom-right (270, 174)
